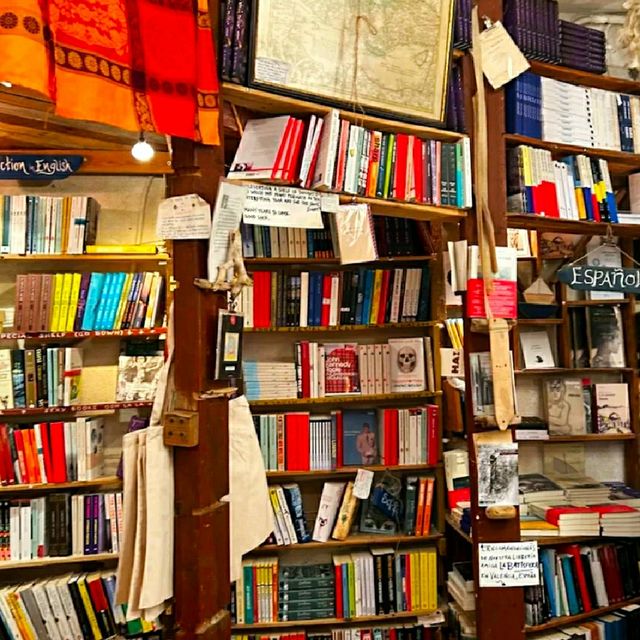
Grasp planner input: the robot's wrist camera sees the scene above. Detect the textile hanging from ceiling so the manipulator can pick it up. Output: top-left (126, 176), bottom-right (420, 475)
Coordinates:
top-left (0, 0), bottom-right (220, 145)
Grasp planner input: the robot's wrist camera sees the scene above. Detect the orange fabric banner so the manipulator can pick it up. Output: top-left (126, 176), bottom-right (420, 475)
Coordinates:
top-left (0, 0), bottom-right (220, 145)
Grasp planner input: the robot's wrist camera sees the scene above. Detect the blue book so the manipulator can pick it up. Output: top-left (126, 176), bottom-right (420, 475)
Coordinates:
top-left (540, 549), bottom-right (558, 618)
top-left (281, 484), bottom-right (311, 543)
top-left (306, 229), bottom-right (314, 258)
top-left (240, 224), bottom-right (254, 258)
top-left (341, 409), bottom-right (378, 466)
top-left (342, 561), bottom-right (349, 616)
top-left (560, 555), bottom-right (580, 616)
top-left (308, 271), bottom-right (318, 327)
top-left (1, 196), bottom-right (9, 253)
top-left (93, 272), bottom-right (114, 330)
top-left (312, 272), bottom-right (323, 327)
top-left (104, 272), bottom-right (127, 330)
top-left (80, 272), bottom-right (106, 331)
top-left (46, 348), bottom-right (56, 406)
top-left (361, 269), bottom-right (374, 325)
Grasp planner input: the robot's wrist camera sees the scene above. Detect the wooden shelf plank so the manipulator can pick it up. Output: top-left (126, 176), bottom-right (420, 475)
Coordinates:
top-left (565, 300), bottom-right (630, 307)
top-left (266, 463), bottom-right (441, 482)
top-left (244, 256), bottom-right (435, 266)
top-left (222, 82), bottom-right (464, 142)
top-left (515, 367), bottom-right (633, 376)
top-left (0, 401), bottom-right (152, 417)
top-left (0, 553), bottom-right (118, 570)
top-left (538, 433), bottom-right (636, 443)
top-left (250, 531), bottom-right (442, 554)
top-left (249, 391), bottom-right (441, 409)
top-left (507, 213), bottom-right (640, 238)
top-left (523, 534), bottom-right (604, 547)
top-left (445, 514), bottom-right (472, 544)
top-left (0, 253), bottom-right (170, 262)
top-left (245, 322), bottom-right (437, 334)
top-left (0, 328), bottom-right (166, 341)
top-left (517, 318), bottom-right (563, 326)
top-left (525, 596), bottom-right (640, 633)
top-left (0, 476), bottom-right (121, 494)
top-left (231, 609), bottom-right (439, 630)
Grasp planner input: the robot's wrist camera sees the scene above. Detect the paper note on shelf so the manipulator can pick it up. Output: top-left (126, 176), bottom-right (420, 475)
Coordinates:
top-left (243, 184), bottom-right (323, 229)
top-left (156, 194), bottom-right (211, 239)
top-left (353, 468), bottom-right (374, 499)
top-left (207, 181), bottom-right (247, 280)
top-left (479, 21), bottom-right (530, 89)
top-left (478, 541), bottom-right (539, 587)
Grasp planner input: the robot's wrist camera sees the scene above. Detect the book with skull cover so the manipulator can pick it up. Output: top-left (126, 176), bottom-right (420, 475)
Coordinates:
top-left (388, 338), bottom-right (426, 393)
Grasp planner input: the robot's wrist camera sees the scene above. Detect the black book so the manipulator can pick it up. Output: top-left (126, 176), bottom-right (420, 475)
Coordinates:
top-left (373, 551), bottom-right (385, 615)
top-left (34, 347), bottom-right (45, 408)
top-left (386, 552), bottom-right (396, 613)
top-left (215, 311), bottom-right (244, 381)
top-left (230, 0), bottom-right (251, 84)
top-left (66, 575), bottom-right (94, 639)
top-left (10, 349), bottom-right (26, 408)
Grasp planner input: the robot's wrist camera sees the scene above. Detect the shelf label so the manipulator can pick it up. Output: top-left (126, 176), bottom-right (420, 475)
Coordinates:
top-left (558, 265), bottom-right (640, 294)
top-left (478, 541), bottom-right (539, 588)
top-left (0, 154), bottom-right (84, 180)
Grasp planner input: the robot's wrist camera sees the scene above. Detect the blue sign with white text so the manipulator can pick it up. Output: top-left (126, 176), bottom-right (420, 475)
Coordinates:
top-left (0, 155), bottom-right (84, 180)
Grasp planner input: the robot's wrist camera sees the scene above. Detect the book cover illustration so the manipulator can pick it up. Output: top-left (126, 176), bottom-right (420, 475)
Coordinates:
top-left (323, 343), bottom-right (360, 395)
top-left (477, 442), bottom-right (519, 507)
top-left (116, 355), bottom-right (164, 402)
top-left (519, 329), bottom-right (556, 369)
top-left (587, 306), bottom-right (625, 368)
top-left (467, 245), bottom-right (517, 319)
top-left (388, 337), bottom-right (425, 393)
top-left (518, 473), bottom-right (563, 496)
top-left (215, 311), bottom-right (244, 380)
top-left (341, 409), bottom-right (378, 466)
top-left (595, 383), bottom-right (631, 434)
top-left (544, 378), bottom-right (586, 435)
top-left (469, 352), bottom-right (494, 416)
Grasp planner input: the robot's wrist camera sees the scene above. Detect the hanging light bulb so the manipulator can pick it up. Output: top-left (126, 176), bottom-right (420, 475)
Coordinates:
top-left (131, 132), bottom-right (154, 162)
top-left (0, 81), bottom-right (12, 88)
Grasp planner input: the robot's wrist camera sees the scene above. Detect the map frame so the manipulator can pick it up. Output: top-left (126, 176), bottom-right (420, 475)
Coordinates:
top-left (248, 0), bottom-right (455, 125)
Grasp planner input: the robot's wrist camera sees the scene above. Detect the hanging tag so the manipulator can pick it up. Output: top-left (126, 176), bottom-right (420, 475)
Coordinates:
top-left (478, 21), bottom-right (530, 89)
top-left (156, 194), bottom-right (212, 239)
top-left (353, 468), bottom-right (374, 499)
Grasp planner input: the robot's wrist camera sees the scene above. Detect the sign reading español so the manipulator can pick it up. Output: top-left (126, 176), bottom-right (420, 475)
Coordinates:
top-left (0, 155), bottom-right (84, 180)
top-left (557, 265), bottom-right (640, 295)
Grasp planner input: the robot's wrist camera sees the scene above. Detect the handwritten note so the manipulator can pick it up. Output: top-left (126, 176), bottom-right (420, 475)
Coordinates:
top-left (479, 21), bottom-right (530, 89)
top-left (157, 194), bottom-right (212, 239)
top-left (320, 193), bottom-right (341, 213)
top-left (243, 184), bottom-right (323, 229)
top-left (353, 469), bottom-right (374, 499)
top-left (478, 541), bottom-right (539, 587)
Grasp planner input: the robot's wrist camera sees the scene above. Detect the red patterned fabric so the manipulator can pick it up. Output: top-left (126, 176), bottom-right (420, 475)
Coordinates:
top-left (0, 0), bottom-right (220, 144)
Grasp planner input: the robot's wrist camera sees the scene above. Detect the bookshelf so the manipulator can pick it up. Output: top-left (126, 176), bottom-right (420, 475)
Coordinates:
top-left (0, 476), bottom-right (121, 494)
top-left (0, 552), bottom-right (119, 571)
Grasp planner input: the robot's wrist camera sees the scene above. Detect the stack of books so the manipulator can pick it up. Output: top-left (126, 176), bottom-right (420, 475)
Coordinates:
top-left (507, 146), bottom-right (618, 222)
top-left (453, 0), bottom-right (472, 50)
top-left (1, 491), bottom-right (122, 560)
top-left (0, 418), bottom-right (105, 485)
top-left (280, 564), bottom-right (335, 622)
top-left (447, 561), bottom-right (475, 612)
top-left (506, 72), bottom-right (640, 154)
top-left (559, 20), bottom-right (606, 74)
top-left (0, 347), bottom-right (82, 410)
top-left (527, 504), bottom-right (602, 537)
top-left (14, 271), bottom-right (165, 333)
top-left (0, 571), bottom-right (159, 639)
top-left (242, 362), bottom-right (298, 401)
top-left (228, 115), bottom-right (472, 209)
top-left (242, 266), bottom-right (431, 329)
top-left (520, 515), bottom-right (560, 538)
top-left (0, 195), bottom-right (99, 255)
top-left (503, 0), bottom-right (560, 63)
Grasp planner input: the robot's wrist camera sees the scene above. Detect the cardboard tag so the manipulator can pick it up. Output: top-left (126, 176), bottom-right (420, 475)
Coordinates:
top-left (157, 194), bottom-right (211, 239)
top-left (479, 21), bottom-right (530, 89)
top-left (353, 468), bottom-right (374, 499)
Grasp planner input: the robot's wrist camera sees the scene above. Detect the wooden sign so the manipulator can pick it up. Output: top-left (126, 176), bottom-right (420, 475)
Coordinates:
top-left (0, 154), bottom-right (84, 180)
top-left (557, 265), bottom-right (640, 294)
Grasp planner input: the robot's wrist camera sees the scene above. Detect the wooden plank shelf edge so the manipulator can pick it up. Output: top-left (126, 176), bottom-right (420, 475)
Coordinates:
top-left (0, 401), bottom-right (153, 416)
top-left (0, 328), bottom-right (167, 340)
top-left (0, 253), bottom-right (170, 262)
top-left (249, 391), bottom-right (442, 408)
top-left (245, 322), bottom-right (438, 334)
top-left (0, 553), bottom-right (119, 570)
top-left (266, 463), bottom-right (441, 481)
top-left (244, 256), bottom-right (436, 266)
top-left (0, 476), bottom-right (121, 494)
top-left (507, 213), bottom-right (640, 238)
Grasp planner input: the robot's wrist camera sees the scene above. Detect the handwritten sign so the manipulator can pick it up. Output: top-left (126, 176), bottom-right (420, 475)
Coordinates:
top-left (0, 154), bottom-right (84, 180)
top-left (353, 468), bottom-right (374, 499)
top-left (243, 184), bottom-right (323, 229)
top-left (478, 541), bottom-right (539, 587)
top-left (157, 194), bottom-right (211, 239)
top-left (557, 265), bottom-right (640, 294)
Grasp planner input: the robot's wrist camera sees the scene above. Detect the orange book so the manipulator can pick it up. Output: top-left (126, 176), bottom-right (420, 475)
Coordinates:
top-left (421, 477), bottom-right (435, 535)
top-left (415, 477), bottom-right (427, 536)
top-left (20, 428), bottom-right (39, 484)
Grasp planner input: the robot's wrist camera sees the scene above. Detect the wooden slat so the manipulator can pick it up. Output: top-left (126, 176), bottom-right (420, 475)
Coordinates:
top-left (245, 256), bottom-right (435, 265)
top-left (249, 391), bottom-right (441, 409)
top-left (0, 476), bottom-right (121, 494)
top-left (0, 253), bottom-right (170, 263)
top-left (266, 463), bottom-right (441, 482)
top-left (507, 213), bottom-right (640, 238)
top-left (0, 553), bottom-right (118, 570)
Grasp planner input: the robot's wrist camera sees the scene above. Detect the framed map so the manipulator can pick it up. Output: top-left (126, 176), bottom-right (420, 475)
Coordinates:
top-left (249, 0), bottom-right (455, 124)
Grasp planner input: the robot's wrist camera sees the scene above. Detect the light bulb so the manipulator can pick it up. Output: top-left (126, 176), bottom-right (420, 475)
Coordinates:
top-left (0, 81), bottom-right (12, 88)
top-left (131, 135), bottom-right (154, 162)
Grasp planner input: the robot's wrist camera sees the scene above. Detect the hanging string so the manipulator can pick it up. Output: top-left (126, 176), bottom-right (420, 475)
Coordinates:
top-left (350, 6), bottom-right (377, 125)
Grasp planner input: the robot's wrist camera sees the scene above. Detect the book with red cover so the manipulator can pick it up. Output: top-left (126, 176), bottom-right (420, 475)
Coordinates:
top-left (12, 428), bottom-right (29, 483)
top-left (87, 574), bottom-right (116, 636)
top-left (404, 553), bottom-right (413, 611)
top-left (334, 562), bottom-right (343, 618)
top-left (415, 477), bottom-right (426, 536)
top-left (559, 544), bottom-right (592, 612)
top-left (305, 120), bottom-right (325, 189)
top-left (320, 275), bottom-right (332, 327)
top-left (376, 271), bottom-right (392, 325)
top-left (427, 404), bottom-right (439, 466)
top-left (284, 412), bottom-right (310, 471)
top-left (334, 120), bottom-right (351, 191)
top-left (333, 410), bottom-right (343, 468)
top-left (394, 134), bottom-right (409, 201)
top-left (0, 424), bottom-right (13, 484)
top-left (271, 117), bottom-right (295, 180)
top-left (421, 477), bottom-right (435, 535)
top-left (412, 135), bottom-right (424, 203)
top-left (252, 272), bottom-right (272, 328)
top-left (598, 545), bottom-right (624, 603)
top-left (299, 341), bottom-right (310, 398)
top-left (589, 503), bottom-right (638, 516)
top-left (48, 421), bottom-right (67, 483)
top-left (543, 506), bottom-right (594, 526)
top-left (24, 428), bottom-right (41, 483)
top-left (284, 119), bottom-right (305, 184)
top-left (38, 423), bottom-right (53, 484)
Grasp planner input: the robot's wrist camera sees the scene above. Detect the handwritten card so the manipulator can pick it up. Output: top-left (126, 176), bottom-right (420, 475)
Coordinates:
top-left (243, 184), bottom-right (323, 229)
top-left (479, 21), bottom-right (530, 89)
top-left (157, 194), bottom-right (212, 239)
top-left (478, 541), bottom-right (539, 587)
top-left (353, 468), bottom-right (374, 499)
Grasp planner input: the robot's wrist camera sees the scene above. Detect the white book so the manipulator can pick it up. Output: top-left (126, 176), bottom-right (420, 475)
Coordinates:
top-left (312, 109), bottom-right (340, 190)
top-left (366, 344), bottom-right (376, 395)
top-left (309, 342), bottom-right (317, 398)
top-left (56, 577), bottom-right (84, 640)
top-left (318, 345), bottom-right (326, 397)
top-left (297, 114), bottom-right (317, 186)
top-left (32, 581), bottom-right (62, 640)
top-left (268, 486), bottom-right (288, 545)
top-left (9, 506), bottom-right (19, 560)
top-left (382, 344), bottom-right (391, 394)
top-left (519, 329), bottom-right (556, 369)
top-left (329, 274), bottom-right (339, 326)
top-left (76, 417), bottom-right (86, 481)
top-left (85, 417), bottom-right (104, 480)
top-left (20, 504), bottom-right (31, 559)
top-left (373, 344), bottom-right (383, 395)
top-left (301, 118), bottom-right (324, 187)
top-left (44, 579), bottom-right (74, 640)
top-left (34, 423), bottom-right (48, 483)
top-left (343, 125), bottom-right (361, 195)
top-left (300, 272), bottom-right (309, 327)
top-left (275, 486), bottom-right (298, 544)
top-left (312, 482), bottom-right (345, 542)
top-left (0, 349), bottom-right (13, 410)
top-left (358, 345), bottom-right (369, 395)
top-left (388, 337), bottom-right (425, 393)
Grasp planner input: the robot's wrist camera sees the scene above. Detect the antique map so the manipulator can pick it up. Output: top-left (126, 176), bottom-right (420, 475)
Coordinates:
top-left (252, 0), bottom-right (454, 122)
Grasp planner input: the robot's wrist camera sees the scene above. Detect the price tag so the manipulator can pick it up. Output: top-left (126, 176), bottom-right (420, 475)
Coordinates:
top-left (353, 468), bottom-right (374, 499)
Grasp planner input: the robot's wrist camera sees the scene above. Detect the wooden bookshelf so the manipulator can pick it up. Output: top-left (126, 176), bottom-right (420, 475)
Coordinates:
top-left (0, 401), bottom-right (153, 416)
top-left (445, 514), bottom-right (472, 545)
top-left (0, 328), bottom-right (166, 340)
top-left (516, 433), bottom-right (637, 443)
top-left (245, 256), bottom-right (435, 266)
top-left (517, 318), bottom-right (563, 326)
top-left (266, 463), bottom-right (441, 482)
top-left (526, 535), bottom-right (605, 547)
top-left (0, 476), bottom-right (121, 494)
top-left (507, 213), bottom-right (640, 238)
top-left (231, 609), bottom-right (441, 631)
top-left (525, 596), bottom-right (640, 633)
top-left (249, 391), bottom-right (441, 409)
top-left (0, 253), bottom-right (170, 263)
top-left (0, 553), bottom-right (119, 571)
top-left (250, 531), bottom-right (442, 554)
top-left (245, 322), bottom-right (438, 334)
top-left (514, 367), bottom-right (633, 376)
top-left (564, 299), bottom-right (630, 307)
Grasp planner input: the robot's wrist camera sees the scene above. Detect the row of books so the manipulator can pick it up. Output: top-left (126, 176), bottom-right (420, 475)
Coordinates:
top-left (0, 571), bottom-right (159, 640)
top-left (1, 492), bottom-right (122, 560)
top-left (241, 216), bottom-right (435, 260)
top-left (0, 418), bottom-right (105, 486)
top-left (229, 115), bottom-right (473, 208)
top-left (14, 271), bottom-right (165, 333)
top-left (559, 20), bottom-right (607, 74)
top-left (447, 561), bottom-right (474, 614)
top-left (530, 608), bottom-right (640, 640)
top-left (507, 73), bottom-right (640, 153)
top-left (0, 195), bottom-right (98, 256)
top-left (255, 405), bottom-right (439, 472)
top-left (570, 305), bottom-right (626, 369)
top-left (530, 542), bottom-right (640, 624)
top-left (244, 267), bottom-right (431, 329)
top-left (234, 549), bottom-right (438, 624)
top-left (504, 0), bottom-right (560, 64)
top-left (0, 347), bottom-right (82, 410)
top-left (507, 146), bottom-right (618, 222)
top-left (232, 627), bottom-right (437, 640)
top-left (453, 0), bottom-right (471, 49)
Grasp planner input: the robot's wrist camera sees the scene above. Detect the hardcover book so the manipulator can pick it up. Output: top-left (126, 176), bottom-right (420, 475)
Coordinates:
top-left (388, 338), bottom-right (425, 393)
top-left (587, 306), bottom-right (625, 368)
top-left (594, 383), bottom-right (631, 434)
top-left (519, 328), bottom-right (556, 369)
top-left (544, 378), bottom-right (586, 435)
top-left (215, 311), bottom-right (244, 380)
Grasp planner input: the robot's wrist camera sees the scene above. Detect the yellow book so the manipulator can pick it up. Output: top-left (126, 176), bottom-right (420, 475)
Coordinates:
top-left (369, 270), bottom-right (383, 325)
top-left (331, 481), bottom-right (358, 540)
top-left (409, 550), bottom-right (419, 611)
top-left (50, 273), bottom-right (64, 332)
top-left (7, 589), bottom-right (36, 640)
top-left (235, 572), bottom-right (245, 624)
top-left (77, 575), bottom-right (103, 639)
top-left (144, 273), bottom-right (159, 328)
top-left (65, 273), bottom-right (82, 332)
top-left (427, 547), bottom-right (437, 611)
top-left (85, 244), bottom-right (158, 254)
top-left (454, 318), bottom-right (465, 349)
top-left (446, 319), bottom-right (461, 349)
top-left (58, 273), bottom-right (73, 333)
top-left (113, 273), bottom-right (133, 330)
top-left (419, 549), bottom-right (429, 611)
top-left (140, 618), bottom-right (154, 632)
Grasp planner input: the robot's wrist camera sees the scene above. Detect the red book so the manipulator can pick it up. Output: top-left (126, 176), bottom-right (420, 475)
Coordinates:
top-left (13, 429), bottom-right (29, 483)
top-left (598, 545), bottom-right (623, 603)
top-left (320, 275), bottom-right (332, 327)
top-left (591, 193), bottom-right (601, 222)
top-left (300, 341), bottom-right (310, 399)
top-left (381, 409), bottom-right (392, 465)
top-left (38, 423), bottom-right (53, 484)
top-left (334, 410), bottom-right (343, 468)
top-left (305, 120), bottom-right (325, 189)
top-left (252, 272), bottom-right (272, 329)
top-left (405, 553), bottom-right (412, 610)
top-left (415, 477), bottom-right (426, 536)
top-left (390, 409), bottom-right (399, 466)
top-left (0, 424), bottom-right (12, 485)
top-left (559, 544), bottom-right (592, 612)
top-left (427, 404), bottom-right (439, 465)
top-left (48, 421), bottom-right (67, 483)
top-left (376, 271), bottom-right (391, 325)
top-left (284, 412), bottom-right (310, 471)
top-left (334, 120), bottom-right (351, 191)
top-left (271, 117), bottom-right (294, 180)
top-left (284, 119), bottom-right (305, 184)
top-left (394, 133), bottom-right (409, 201)
top-left (544, 506), bottom-right (594, 526)
top-left (86, 574), bottom-right (111, 619)
top-left (24, 428), bottom-right (41, 483)
top-left (413, 135), bottom-right (424, 203)
top-left (334, 562), bottom-right (343, 618)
